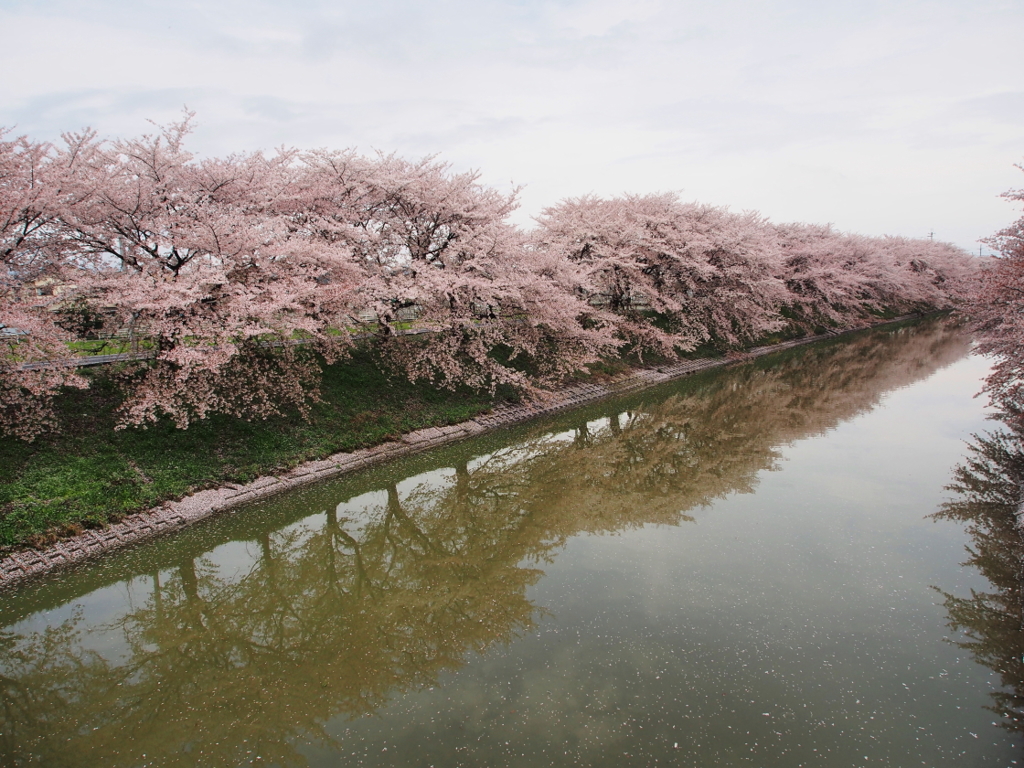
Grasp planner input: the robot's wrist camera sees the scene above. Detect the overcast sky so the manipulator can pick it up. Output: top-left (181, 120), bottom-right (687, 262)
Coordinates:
top-left (2, 0), bottom-right (1021, 250)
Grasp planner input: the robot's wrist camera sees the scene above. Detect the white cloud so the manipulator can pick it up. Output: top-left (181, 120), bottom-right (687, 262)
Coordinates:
top-left (1, 0), bottom-right (1021, 250)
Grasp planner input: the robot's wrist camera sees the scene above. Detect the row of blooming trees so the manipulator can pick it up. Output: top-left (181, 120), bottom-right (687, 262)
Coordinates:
top-left (533, 195), bottom-right (974, 355)
top-left (0, 118), bottom-right (978, 440)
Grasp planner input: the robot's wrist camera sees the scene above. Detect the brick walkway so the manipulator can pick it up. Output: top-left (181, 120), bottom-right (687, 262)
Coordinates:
top-left (0, 318), bottom-right (916, 587)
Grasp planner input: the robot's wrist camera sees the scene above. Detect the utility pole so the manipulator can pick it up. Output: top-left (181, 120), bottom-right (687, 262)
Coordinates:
top-left (928, 230), bottom-right (934, 241)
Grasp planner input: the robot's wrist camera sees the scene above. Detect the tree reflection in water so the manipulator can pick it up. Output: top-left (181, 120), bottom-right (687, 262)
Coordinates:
top-left (0, 319), bottom-right (975, 766)
top-left (934, 428), bottom-right (1024, 735)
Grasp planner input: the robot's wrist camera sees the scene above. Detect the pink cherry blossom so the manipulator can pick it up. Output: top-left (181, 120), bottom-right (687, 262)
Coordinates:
top-left (0, 117), bottom-right (981, 440)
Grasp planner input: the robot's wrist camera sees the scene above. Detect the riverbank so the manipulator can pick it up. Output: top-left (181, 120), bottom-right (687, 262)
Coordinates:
top-left (0, 314), bottom-right (926, 586)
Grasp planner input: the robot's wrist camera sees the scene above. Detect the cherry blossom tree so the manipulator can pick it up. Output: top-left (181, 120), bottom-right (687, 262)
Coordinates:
top-left (53, 118), bottom-right (364, 429)
top-left (532, 193), bottom-right (789, 355)
top-left (774, 224), bottom-right (975, 330)
top-left (967, 167), bottom-right (1024, 423)
top-left (876, 236), bottom-right (975, 309)
top-left (0, 130), bottom-right (92, 439)
top-left (774, 224), bottom-right (880, 326)
top-left (297, 153), bottom-right (620, 391)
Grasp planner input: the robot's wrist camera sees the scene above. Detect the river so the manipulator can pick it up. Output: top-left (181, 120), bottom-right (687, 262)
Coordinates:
top-left (2, 317), bottom-right (1021, 766)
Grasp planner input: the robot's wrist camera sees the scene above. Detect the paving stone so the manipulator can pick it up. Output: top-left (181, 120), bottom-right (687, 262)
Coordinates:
top-left (302, 460), bottom-right (336, 472)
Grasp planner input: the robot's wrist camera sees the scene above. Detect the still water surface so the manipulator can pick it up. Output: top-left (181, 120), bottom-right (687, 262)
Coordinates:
top-left (2, 318), bottom-right (1022, 766)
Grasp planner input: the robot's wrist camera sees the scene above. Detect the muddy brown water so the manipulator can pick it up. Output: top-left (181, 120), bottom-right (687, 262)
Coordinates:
top-left (2, 317), bottom-right (1021, 767)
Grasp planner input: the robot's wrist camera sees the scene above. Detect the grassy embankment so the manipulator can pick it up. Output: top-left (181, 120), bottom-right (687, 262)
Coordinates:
top-left (0, 308), bottom-right (914, 552)
top-left (0, 346), bottom-right (523, 551)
